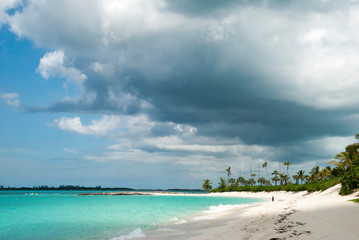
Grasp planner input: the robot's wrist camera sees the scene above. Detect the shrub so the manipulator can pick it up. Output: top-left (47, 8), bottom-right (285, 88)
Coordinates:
top-left (339, 164), bottom-right (359, 195)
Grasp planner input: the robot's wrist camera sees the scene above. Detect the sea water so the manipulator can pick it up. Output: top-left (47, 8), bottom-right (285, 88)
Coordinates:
top-left (0, 191), bottom-right (263, 240)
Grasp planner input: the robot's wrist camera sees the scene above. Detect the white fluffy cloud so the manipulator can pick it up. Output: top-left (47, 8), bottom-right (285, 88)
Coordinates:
top-left (1, 92), bottom-right (21, 106)
top-left (7, 0), bottom-right (184, 52)
top-left (84, 133), bottom-right (275, 183)
top-left (37, 50), bottom-right (87, 87)
top-left (0, 0), bottom-right (20, 26)
top-left (52, 113), bottom-right (265, 166)
top-left (279, 10), bottom-right (359, 109)
top-left (54, 113), bottom-right (274, 180)
top-left (53, 114), bottom-right (198, 138)
top-left (53, 115), bottom-right (121, 136)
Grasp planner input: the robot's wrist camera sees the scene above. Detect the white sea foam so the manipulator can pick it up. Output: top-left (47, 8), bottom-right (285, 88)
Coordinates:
top-left (168, 216), bottom-right (187, 225)
top-left (193, 204), bottom-right (247, 220)
top-left (112, 228), bottom-right (145, 240)
top-left (176, 220), bottom-right (187, 224)
top-left (169, 217), bottom-right (178, 221)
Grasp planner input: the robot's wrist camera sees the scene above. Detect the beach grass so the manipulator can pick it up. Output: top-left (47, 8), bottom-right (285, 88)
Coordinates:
top-left (350, 198), bottom-right (359, 204)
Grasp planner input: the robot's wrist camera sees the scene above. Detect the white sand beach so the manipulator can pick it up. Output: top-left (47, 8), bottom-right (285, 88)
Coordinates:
top-left (144, 185), bottom-right (359, 240)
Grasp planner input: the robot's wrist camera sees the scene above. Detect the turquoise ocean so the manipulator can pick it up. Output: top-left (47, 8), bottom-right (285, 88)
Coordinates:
top-left (0, 191), bottom-right (263, 240)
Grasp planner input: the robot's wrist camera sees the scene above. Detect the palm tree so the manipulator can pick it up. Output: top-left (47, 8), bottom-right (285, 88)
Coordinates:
top-left (265, 180), bottom-right (272, 186)
top-left (249, 173), bottom-right (257, 186)
top-left (283, 174), bottom-right (290, 185)
top-left (228, 178), bottom-right (234, 189)
top-left (271, 175), bottom-right (280, 186)
top-left (237, 176), bottom-right (246, 186)
top-left (272, 170), bottom-right (279, 175)
top-left (293, 175), bottom-right (299, 184)
top-left (226, 166), bottom-right (231, 181)
top-left (257, 177), bottom-right (266, 186)
top-left (297, 170), bottom-right (305, 184)
top-left (325, 166), bottom-right (332, 179)
top-left (321, 168), bottom-right (331, 180)
top-left (235, 178), bottom-right (240, 187)
top-left (218, 177), bottom-right (227, 191)
top-left (228, 178), bottom-right (237, 191)
top-left (310, 165), bottom-right (320, 175)
top-left (262, 162), bottom-right (269, 180)
top-left (283, 161), bottom-right (292, 181)
top-left (249, 178), bottom-right (256, 186)
top-left (271, 170), bottom-right (280, 186)
top-left (202, 179), bottom-right (212, 192)
top-left (279, 173), bottom-right (285, 186)
top-left (329, 152), bottom-right (358, 172)
top-left (310, 165), bottom-right (320, 181)
top-left (355, 133), bottom-right (359, 141)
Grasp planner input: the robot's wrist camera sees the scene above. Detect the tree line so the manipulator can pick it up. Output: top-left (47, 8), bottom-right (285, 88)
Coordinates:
top-left (203, 133), bottom-right (359, 195)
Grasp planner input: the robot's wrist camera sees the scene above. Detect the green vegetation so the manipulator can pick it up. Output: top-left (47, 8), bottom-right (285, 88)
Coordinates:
top-left (339, 160), bottom-right (359, 195)
top-left (226, 166), bottom-right (231, 180)
top-left (204, 133), bottom-right (359, 196)
top-left (211, 178), bottom-right (339, 193)
top-left (338, 138), bottom-right (359, 195)
top-left (218, 177), bottom-right (227, 191)
top-left (350, 198), bottom-right (359, 204)
top-left (202, 179), bottom-right (212, 192)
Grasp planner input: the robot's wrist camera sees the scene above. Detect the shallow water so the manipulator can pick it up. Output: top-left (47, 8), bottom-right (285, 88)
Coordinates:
top-left (0, 191), bottom-right (262, 240)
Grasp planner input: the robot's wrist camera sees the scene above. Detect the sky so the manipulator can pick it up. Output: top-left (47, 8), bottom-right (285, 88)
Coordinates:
top-left (1, 0), bottom-right (359, 189)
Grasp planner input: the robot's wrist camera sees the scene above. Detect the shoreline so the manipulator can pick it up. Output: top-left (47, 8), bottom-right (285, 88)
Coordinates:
top-left (135, 185), bottom-right (359, 240)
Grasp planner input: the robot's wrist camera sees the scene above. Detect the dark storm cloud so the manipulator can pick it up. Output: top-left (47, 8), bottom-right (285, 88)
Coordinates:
top-left (149, 95), bottom-right (355, 146)
top-left (28, 56), bottom-right (358, 149)
top-left (164, 0), bottom-right (356, 16)
top-left (164, 0), bottom-right (240, 16)
top-left (28, 37), bottom-right (358, 148)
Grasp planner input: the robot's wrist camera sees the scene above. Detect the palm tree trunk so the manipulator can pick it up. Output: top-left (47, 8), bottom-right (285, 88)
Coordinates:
top-left (250, 163), bottom-right (252, 179)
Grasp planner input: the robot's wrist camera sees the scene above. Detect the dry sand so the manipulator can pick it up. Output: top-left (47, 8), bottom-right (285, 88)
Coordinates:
top-left (141, 185), bottom-right (359, 240)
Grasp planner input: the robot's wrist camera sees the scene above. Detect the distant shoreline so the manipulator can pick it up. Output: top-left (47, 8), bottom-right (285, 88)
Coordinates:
top-left (0, 187), bottom-right (204, 192)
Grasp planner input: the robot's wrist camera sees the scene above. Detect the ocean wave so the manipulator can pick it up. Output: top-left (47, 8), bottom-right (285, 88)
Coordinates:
top-left (111, 228), bottom-right (145, 240)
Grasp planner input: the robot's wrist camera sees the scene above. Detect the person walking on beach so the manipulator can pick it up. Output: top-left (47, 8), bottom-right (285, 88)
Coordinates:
top-left (272, 196), bottom-right (274, 202)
